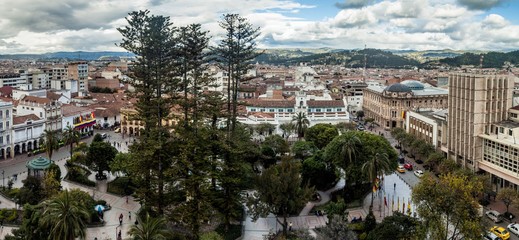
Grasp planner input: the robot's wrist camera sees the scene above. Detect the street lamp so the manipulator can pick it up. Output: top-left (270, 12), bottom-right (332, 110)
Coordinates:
top-left (2, 170), bottom-right (4, 190)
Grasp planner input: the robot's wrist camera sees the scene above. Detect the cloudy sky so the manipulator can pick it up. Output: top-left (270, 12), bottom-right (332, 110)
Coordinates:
top-left (0, 0), bottom-right (518, 54)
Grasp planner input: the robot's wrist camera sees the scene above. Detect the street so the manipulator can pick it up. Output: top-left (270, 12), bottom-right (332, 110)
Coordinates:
top-left (0, 129), bottom-right (131, 188)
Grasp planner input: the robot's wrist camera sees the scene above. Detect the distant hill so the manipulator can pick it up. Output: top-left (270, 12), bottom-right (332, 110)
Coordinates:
top-left (436, 50), bottom-right (519, 68)
top-left (255, 48), bottom-right (420, 68)
top-left (0, 51), bottom-right (134, 61)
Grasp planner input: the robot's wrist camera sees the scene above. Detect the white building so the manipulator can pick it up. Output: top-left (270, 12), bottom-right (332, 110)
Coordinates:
top-left (11, 114), bottom-right (45, 157)
top-left (0, 101), bottom-right (13, 159)
top-left (0, 71), bottom-right (28, 88)
top-left (16, 96), bottom-right (62, 131)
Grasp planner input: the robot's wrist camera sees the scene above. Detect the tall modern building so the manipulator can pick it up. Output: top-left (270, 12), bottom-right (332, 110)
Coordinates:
top-left (448, 73), bottom-right (513, 170)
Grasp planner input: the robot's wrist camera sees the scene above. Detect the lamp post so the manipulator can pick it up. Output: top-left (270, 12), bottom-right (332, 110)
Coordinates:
top-left (2, 170), bottom-right (4, 190)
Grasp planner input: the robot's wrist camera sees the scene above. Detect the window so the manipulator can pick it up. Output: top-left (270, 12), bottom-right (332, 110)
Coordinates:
top-left (316, 109), bottom-right (321, 112)
top-left (512, 113), bottom-right (518, 118)
top-left (5, 121), bottom-right (8, 128)
top-left (251, 108), bottom-right (256, 112)
top-left (269, 109), bottom-right (275, 112)
top-left (40, 112), bottom-right (43, 117)
top-left (0, 122), bottom-right (2, 130)
top-left (279, 109), bottom-right (284, 112)
top-left (6, 135), bottom-right (9, 144)
top-left (327, 109), bottom-right (332, 112)
top-left (500, 127), bottom-right (504, 133)
top-left (510, 129), bottom-right (513, 136)
top-left (0, 111), bottom-right (2, 118)
top-left (0, 136), bottom-right (2, 144)
top-left (288, 109), bottom-right (293, 113)
top-left (5, 110), bottom-right (8, 118)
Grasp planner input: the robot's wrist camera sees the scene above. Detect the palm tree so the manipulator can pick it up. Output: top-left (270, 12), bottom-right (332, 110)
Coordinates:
top-left (279, 122), bottom-right (295, 139)
top-left (40, 190), bottom-right (90, 240)
top-left (362, 152), bottom-right (391, 209)
top-left (128, 214), bottom-right (170, 240)
top-left (292, 112), bottom-right (309, 140)
top-left (340, 134), bottom-right (361, 165)
top-left (62, 126), bottom-right (80, 158)
top-left (42, 129), bottom-right (60, 160)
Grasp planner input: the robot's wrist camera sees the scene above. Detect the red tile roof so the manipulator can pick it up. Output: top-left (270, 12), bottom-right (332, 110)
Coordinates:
top-left (245, 99), bottom-right (295, 108)
top-left (13, 114), bottom-right (40, 125)
top-left (21, 96), bottom-right (51, 105)
top-left (307, 100), bottom-right (345, 108)
top-left (62, 104), bottom-right (92, 117)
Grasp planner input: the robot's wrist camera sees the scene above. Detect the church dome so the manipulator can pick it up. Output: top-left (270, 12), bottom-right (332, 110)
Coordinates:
top-left (384, 83), bottom-right (412, 93)
top-left (400, 80), bottom-right (424, 90)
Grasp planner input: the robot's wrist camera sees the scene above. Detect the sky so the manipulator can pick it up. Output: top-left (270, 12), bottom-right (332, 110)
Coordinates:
top-left (0, 0), bottom-right (519, 54)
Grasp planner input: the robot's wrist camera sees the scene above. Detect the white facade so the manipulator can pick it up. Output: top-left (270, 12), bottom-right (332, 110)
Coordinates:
top-left (11, 115), bottom-right (45, 156)
top-left (0, 101), bottom-right (13, 159)
top-left (0, 71), bottom-right (28, 88)
top-left (12, 87), bottom-right (47, 100)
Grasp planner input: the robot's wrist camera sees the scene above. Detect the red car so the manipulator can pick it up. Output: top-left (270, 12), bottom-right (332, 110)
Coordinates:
top-left (404, 163), bottom-right (413, 170)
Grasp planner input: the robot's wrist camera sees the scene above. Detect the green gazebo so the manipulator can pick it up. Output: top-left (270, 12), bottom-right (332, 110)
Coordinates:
top-left (26, 156), bottom-right (53, 178)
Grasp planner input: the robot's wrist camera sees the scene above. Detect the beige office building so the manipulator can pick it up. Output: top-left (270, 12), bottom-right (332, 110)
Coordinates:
top-left (363, 80), bottom-right (448, 129)
top-left (448, 73), bottom-right (513, 170)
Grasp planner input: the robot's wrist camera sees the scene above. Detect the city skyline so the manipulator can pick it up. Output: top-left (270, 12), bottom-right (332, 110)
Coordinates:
top-left (0, 0), bottom-right (519, 54)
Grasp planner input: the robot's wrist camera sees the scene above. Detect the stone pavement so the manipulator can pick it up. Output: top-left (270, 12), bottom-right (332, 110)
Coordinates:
top-left (0, 136), bottom-right (140, 240)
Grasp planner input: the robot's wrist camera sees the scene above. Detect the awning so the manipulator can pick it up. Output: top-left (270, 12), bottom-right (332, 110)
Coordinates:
top-left (74, 119), bottom-right (96, 130)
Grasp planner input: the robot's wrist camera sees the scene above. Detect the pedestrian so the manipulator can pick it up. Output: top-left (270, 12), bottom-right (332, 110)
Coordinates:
top-left (129, 211), bottom-right (131, 220)
top-left (394, 183), bottom-right (396, 190)
top-left (126, 196), bottom-right (129, 204)
top-left (289, 222), bottom-right (293, 231)
top-left (119, 213), bottom-right (123, 225)
top-left (118, 230), bottom-right (122, 240)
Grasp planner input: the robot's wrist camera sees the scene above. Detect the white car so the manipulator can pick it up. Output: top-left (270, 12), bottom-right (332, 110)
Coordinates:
top-left (486, 210), bottom-right (503, 223)
top-left (508, 223), bottom-right (519, 235)
top-left (414, 170), bottom-right (424, 178)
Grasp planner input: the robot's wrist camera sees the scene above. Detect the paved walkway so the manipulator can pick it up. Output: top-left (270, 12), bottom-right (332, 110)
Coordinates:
top-left (0, 135), bottom-right (140, 240)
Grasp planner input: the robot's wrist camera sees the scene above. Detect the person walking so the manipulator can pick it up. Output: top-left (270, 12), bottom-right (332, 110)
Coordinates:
top-left (129, 211), bottom-right (131, 221)
top-left (394, 183), bottom-right (396, 190)
top-left (289, 222), bottom-right (293, 231)
top-left (119, 213), bottom-right (123, 225)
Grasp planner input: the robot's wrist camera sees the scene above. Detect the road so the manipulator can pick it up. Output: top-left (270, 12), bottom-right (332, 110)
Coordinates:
top-left (0, 129), bottom-right (131, 188)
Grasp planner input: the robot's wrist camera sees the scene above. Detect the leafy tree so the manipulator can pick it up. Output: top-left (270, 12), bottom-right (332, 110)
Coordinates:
top-left (425, 152), bottom-right (445, 172)
top-left (255, 122), bottom-right (275, 136)
top-left (412, 173), bottom-right (483, 240)
top-left (5, 204), bottom-right (48, 240)
top-left (247, 157), bottom-right (313, 237)
top-left (390, 127), bottom-right (406, 147)
top-left (214, 13), bottom-right (261, 133)
top-left (437, 158), bottom-right (459, 174)
top-left (261, 135), bottom-right (289, 156)
top-left (316, 215), bottom-right (357, 240)
top-left (128, 214), bottom-right (171, 240)
top-left (87, 141), bottom-right (117, 177)
top-left (92, 133), bottom-right (104, 143)
top-left (46, 163), bottom-right (61, 181)
top-left (304, 123), bottom-right (338, 149)
top-left (335, 122), bottom-right (357, 132)
top-left (302, 153), bottom-right (338, 190)
top-left (42, 171), bottom-right (61, 198)
top-left (291, 140), bottom-right (318, 159)
top-left (279, 122), bottom-right (295, 139)
top-left (362, 152), bottom-right (392, 208)
top-left (18, 175), bottom-right (44, 205)
top-left (497, 187), bottom-right (519, 214)
top-left (40, 190), bottom-right (90, 240)
top-left (109, 152), bottom-right (133, 176)
top-left (367, 212), bottom-right (421, 240)
top-left (292, 112), bottom-right (310, 139)
top-left (356, 110), bottom-right (364, 120)
top-left (62, 125), bottom-right (80, 158)
top-left (364, 117), bottom-right (378, 130)
top-left (42, 129), bottom-right (60, 160)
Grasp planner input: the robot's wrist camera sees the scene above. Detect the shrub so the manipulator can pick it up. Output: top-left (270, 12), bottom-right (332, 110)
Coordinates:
top-left (66, 165), bottom-right (96, 187)
top-left (107, 177), bottom-right (135, 196)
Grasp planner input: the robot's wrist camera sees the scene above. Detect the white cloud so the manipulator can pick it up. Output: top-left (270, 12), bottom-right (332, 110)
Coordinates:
top-left (0, 0), bottom-right (518, 53)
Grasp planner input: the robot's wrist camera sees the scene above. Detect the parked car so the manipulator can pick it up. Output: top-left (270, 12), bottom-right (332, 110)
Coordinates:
top-left (101, 133), bottom-right (108, 139)
top-left (397, 166), bottom-right (406, 173)
top-left (484, 231), bottom-right (503, 240)
top-left (415, 159), bottom-right (423, 164)
top-left (486, 210), bottom-right (504, 223)
top-left (414, 170), bottom-right (424, 178)
top-left (490, 226), bottom-right (510, 240)
top-left (357, 125), bottom-right (365, 131)
top-left (507, 223), bottom-right (519, 236)
top-left (115, 127), bottom-right (121, 133)
top-left (404, 163), bottom-right (413, 170)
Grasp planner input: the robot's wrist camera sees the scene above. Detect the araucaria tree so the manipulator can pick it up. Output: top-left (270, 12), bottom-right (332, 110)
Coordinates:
top-left (118, 10), bottom-right (177, 215)
top-left (247, 157), bottom-right (313, 237)
top-left (214, 13), bottom-right (261, 133)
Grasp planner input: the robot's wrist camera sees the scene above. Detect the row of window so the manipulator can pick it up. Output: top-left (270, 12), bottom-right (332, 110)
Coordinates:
top-left (250, 108), bottom-right (294, 113)
top-left (0, 135), bottom-right (11, 145)
top-left (0, 110), bottom-right (10, 118)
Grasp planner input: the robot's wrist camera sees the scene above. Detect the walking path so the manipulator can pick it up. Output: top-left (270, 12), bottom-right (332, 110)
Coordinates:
top-left (0, 140), bottom-right (140, 240)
